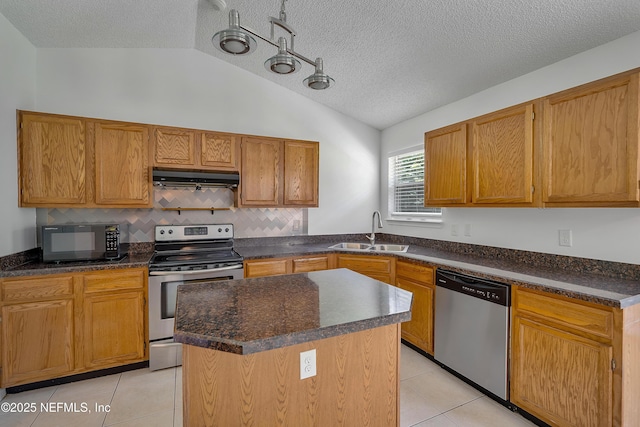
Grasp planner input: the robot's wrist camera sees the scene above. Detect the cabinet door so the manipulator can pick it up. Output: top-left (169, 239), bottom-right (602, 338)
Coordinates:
top-left (82, 269), bottom-right (146, 368)
top-left (511, 316), bottom-right (613, 427)
top-left (240, 137), bottom-right (282, 206)
top-left (19, 113), bottom-right (87, 206)
top-left (283, 140), bottom-right (319, 206)
top-left (83, 291), bottom-right (146, 368)
top-left (396, 277), bottom-right (434, 354)
top-left (94, 122), bottom-right (151, 206)
top-left (1, 299), bottom-right (75, 387)
top-left (424, 123), bottom-right (467, 205)
top-left (543, 71), bottom-right (640, 206)
top-left (153, 127), bottom-right (196, 168)
top-left (470, 103), bottom-right (535, 204)
top-left (200, 132), bottom-right (240, 171)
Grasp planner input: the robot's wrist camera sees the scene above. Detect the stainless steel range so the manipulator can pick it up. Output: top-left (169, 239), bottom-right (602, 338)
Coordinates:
top-left (148, 224), bottom-right (244, 371)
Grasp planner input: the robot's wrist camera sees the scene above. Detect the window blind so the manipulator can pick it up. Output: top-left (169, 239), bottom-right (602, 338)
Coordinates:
top-left (389, 150), bottom-right (440, 215)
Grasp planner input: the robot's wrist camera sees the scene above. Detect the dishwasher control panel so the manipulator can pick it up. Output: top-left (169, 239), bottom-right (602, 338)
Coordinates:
top-left (436, 269), bottom-right (510, 306)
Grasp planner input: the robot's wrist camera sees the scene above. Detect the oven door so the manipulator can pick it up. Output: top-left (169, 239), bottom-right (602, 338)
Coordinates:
top-left (148, 265), bottom-right (244, 370)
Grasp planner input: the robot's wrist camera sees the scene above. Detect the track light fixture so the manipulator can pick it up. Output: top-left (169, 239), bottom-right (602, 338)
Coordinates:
top-left (212, 0), bottom-right (334, 90)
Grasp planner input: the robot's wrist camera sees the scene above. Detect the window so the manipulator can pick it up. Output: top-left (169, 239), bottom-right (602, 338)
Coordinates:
top-left (388, 148), bottom-right (441, 221)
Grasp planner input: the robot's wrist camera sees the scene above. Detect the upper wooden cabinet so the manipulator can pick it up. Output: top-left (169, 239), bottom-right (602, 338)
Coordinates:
top-left (424, 102), bottom-right (538, 207)
top-left (240, 136), bottom-right (282, 206)
top-left (424, 68), bottom-right (640, 208)
top-left (543, 70), bottom-right (640, 207)
top-left (152, 127), bottom-right (240, 172)
top-left (153, 127), bottom-right (196, 168)
top-left (239, 137), bottom-right (319, 207)
top-left (283, 140), bottom-right (319, 206)
top-left (94, 122), bottom-right (151, 207)
top-left (470, 103), bottom-right (537, 205)
top-left (19, 111), bottom-right (319, 209)
top-left (19, 113), bottom-right (88, 206)
top-left (424, 123), bottom-right (467, 206)
top-left (18, 111), bottom-right (151, 208)
top-left (200, 132), bottom-right (240, 171)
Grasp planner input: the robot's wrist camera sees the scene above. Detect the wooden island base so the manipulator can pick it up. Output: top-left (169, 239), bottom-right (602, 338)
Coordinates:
top-left (183, 323), bottom-right (400, 427)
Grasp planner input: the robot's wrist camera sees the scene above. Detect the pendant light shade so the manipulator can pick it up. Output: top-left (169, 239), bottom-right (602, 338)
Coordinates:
top-left (264, 37), bottom-right (301, 74)
top-left (212, 9), bottom-right (256, 55)
top-left (304, 58), bottom-right (335, 90)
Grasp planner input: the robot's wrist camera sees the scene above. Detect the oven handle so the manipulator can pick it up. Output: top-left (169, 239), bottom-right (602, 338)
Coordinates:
top-left (149, 265), bottom-right (243, 276)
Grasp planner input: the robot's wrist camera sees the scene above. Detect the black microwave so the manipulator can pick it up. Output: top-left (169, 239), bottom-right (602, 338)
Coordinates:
top-left (41, 224), bottom-right (124, 263)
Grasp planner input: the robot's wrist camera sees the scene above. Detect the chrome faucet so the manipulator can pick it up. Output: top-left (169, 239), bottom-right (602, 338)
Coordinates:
top-left (366, 211), bottom-right (383, 246)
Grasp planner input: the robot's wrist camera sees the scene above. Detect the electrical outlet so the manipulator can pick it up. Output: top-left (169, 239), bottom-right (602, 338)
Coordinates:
top-left (464, 224), bottom-right (472, 237)
top-left (559, 229), bottom-right (572, 247)
top-left (300, 349), bottom-right (316, 379)
top-left (451, 224), bottom-right (459, 237)
top-left (293, 220), bottom-right (301, 232)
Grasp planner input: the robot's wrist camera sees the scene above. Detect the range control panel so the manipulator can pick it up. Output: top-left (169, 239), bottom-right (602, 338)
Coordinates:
top-left (155, 224), bottom-right (234, 242)
top-left (436, 269), bottom-right (510, 307)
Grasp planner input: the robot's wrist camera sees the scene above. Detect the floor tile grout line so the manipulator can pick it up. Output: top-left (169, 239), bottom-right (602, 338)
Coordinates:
top-left (28, 383), bottom-right (59, 427)
top-left (102, 373), bottom-right (123, 427)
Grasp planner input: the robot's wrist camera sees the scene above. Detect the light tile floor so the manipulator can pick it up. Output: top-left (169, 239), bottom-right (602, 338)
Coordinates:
top-left (1, 345), bottom-right (536, 427)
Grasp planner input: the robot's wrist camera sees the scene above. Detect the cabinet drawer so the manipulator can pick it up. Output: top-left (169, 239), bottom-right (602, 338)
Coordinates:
top-left (83, 269), bottom-right (145, 293)
top-left (244, 259), bottom-right (289, 278)
top-left (396, 261), bottom-right (433, 285)
top-left (337, 255), bottom-right (392, 274)
top-left (292, 256), bottom-right (329, 273)
top-left (514, 288), bottom-right (613, 340)
top-left (1, 276), bottom-right (74, 302)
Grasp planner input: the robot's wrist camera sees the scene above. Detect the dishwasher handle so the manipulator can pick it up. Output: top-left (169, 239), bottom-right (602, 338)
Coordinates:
top-left (436, 269), bottom-right (511, 306)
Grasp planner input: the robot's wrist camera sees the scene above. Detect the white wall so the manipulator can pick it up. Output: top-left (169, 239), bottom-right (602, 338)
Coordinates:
top-left (381, 30), bottom-right (640, 264)
top-left (0, 14), bottom-right (37, 257)
top-left (34, 48), bottom-right (380, 236)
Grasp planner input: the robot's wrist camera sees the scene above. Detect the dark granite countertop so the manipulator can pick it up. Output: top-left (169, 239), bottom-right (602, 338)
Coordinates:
top-left (173, 268), bottom-right (412, 354)
top-left (3, 233), bottom-right (640, 308)
top-left (0, 251), bottom-right (153, 277)
top-left (235, 236), bottom-right (640, 309)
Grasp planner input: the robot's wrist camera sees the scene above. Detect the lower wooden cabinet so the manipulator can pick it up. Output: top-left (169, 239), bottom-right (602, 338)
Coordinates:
top-left (336, 254), bottom-right (395, 284)
top-left (0, 268), bottom-right (148, 388)
top-left (244, 255), bottom-right (335, 278)
top-left (395, 261), bottom-right (434, 354)
top-left (82, 269), bottom-right (146, 369)
top-left (1, 298), bottom-right (75, 386)
top-left (511, 287), bottom-right (615, 427)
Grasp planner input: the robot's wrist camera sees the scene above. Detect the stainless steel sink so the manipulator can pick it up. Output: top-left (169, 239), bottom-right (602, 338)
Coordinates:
top-left (328, 242), bottom-right (372, 251)
top-left (370, 244), bottom-right (409, 253)
top-left (328, 242), bottom-right (409, 253)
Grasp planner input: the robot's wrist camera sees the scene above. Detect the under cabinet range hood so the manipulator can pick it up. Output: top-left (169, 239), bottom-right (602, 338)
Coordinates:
top-left (152, 169), bottom-right (239, 189)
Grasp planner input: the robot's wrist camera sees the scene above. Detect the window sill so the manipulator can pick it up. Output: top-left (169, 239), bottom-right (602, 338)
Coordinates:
top-left (386, 216), bottom-right (443, 226)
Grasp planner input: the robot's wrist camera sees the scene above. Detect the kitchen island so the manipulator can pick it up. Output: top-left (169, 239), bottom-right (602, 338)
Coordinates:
top-left (174, 268), bottom-right (412, 427)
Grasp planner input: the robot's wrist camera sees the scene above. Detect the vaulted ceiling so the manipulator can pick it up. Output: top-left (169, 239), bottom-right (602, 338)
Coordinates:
top-left (2, 0), bottom-right (640, 130)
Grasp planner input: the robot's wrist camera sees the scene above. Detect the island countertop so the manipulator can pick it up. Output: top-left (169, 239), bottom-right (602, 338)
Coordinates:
top-left (173, 268), bottom-right (413, 355)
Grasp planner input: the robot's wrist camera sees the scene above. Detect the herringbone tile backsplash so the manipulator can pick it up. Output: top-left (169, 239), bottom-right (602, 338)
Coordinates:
top-left (36, 187), bottom-right (306, 242)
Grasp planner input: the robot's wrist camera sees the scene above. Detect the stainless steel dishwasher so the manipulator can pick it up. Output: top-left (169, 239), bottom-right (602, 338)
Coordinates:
top-left (434, 269), bottom-right (511, 401)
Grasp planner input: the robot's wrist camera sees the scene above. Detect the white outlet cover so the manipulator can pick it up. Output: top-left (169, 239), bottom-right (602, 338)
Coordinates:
top-left (558, 229), bottom-right (573, 247)
top-left (300, 349), bottom-right (316, 379)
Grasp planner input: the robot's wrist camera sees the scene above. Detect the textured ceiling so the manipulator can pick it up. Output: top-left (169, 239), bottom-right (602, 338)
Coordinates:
top-left (2, 0), bottom-right (640, 130)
